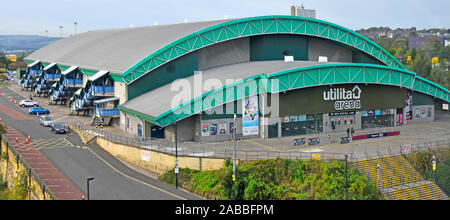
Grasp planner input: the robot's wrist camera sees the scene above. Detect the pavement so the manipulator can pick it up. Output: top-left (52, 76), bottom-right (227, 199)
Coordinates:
top-left (0, 83), bottom-right (201, 200)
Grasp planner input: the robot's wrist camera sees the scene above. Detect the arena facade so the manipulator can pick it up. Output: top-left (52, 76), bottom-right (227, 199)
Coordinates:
top-left (23, 15), bottom-right (449, 142)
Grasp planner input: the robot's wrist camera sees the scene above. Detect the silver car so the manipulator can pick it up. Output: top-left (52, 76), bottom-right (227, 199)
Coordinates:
top-left (39, 116), bottom-right (53, 127)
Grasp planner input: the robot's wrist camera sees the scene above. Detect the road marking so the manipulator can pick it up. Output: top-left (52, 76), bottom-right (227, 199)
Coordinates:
top-left (242, 139), bottom-right (281, 152)
top-left (31, 137), bottom-right (77, 150)
top-left (85, 147), bottom-right (188, 200)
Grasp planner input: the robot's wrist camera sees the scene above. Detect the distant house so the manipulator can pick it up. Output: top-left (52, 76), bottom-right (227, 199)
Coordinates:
top-left (408, 34), bottom-right (441, 49)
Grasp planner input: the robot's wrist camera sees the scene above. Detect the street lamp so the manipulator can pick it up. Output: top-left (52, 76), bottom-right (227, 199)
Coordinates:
top-left (74, 22), bottom-right (78, 35)
top-left (174, 121), bottom-right (179, 189)
top-left (376, 164), bottom-right (380, 193)
top-left (432, 155), bottom-right (436, 180)
top-left (232, 114), bottom-right (237, 183)
top-left (345, 154), bottom-right (348, 200)
top-left (86, 176), bottom-right (94, 200)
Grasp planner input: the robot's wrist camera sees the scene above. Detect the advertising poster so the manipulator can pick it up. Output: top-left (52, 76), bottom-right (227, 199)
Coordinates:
top-left (406, 90), bottom-right (413, 120)
top-left (375, 110), bottom-right (381, 116)
top-left (361, 110), bottom-right (368, 117)
top-left (290, 115), bottom-right (299, 122)
top-left (229, 122), bottom-right (234, 135)
top-left (396, 114), bottom-right (403, 126)
top-left (219, 123), bottom-right (227, 135)
top-left (242, 95), bottom-right (259, 136)
top-left (298, 115), bottom-right (307, 121)
top-left (201, 124), bottom-right (209, 137)
top-left (210, 124), bottom-right (217, 136)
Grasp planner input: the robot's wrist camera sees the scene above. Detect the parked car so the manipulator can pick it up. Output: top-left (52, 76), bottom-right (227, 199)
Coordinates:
top-left (19, 99), bottom-right (39, 107)
top-left (39, 116), bottom-right (53, 127)
top-left (28, 107), bottom-right (50, 115)
top-left (50, 122), bottom-right (68, 134)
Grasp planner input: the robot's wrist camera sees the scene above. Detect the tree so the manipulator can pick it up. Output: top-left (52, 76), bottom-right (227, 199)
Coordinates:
top-left (429, 60), bottom-right (449, 89)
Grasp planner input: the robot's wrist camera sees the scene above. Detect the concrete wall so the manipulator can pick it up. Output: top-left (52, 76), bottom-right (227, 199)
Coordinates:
top-left (198, 37), bottom-right (250, 71)
top-left (308, 37), bottom-right (353, 62)
top-left (165, 116), bottom-right (195, 142)
top-left (114, 81), bottom-right (128, 105)
top-left (96, 137), bottom-right (227, 174)
top-left (409, 105), bottom-right (435, 123)
top-left (196, 117), bottom-right (242, 142)
top-left (121, 113), bottom-right (144, 137)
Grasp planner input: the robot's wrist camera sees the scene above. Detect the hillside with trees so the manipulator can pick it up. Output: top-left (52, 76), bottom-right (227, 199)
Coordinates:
top-left (357, 27), bottom-right (450, 90)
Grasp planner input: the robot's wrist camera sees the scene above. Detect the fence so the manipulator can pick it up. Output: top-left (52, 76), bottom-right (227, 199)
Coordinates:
top-left (1, 135), bottom-right (56, 200)
top-left (73, 125), bottom-right (450, 162)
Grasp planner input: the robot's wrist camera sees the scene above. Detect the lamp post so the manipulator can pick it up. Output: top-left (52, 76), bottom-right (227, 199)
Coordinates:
top-left (59, 25), bottom-right (63, 37)
top-left (376, 164), bottom-right (380, 193)
top-left (232, 114), bottom-right (237, 183)
top-left (345, 154), bottom-right (348, 200)
top-left (432, 155), bottom-right (436, 180)
top-left (86, 176), bottom-right (94, 200)
top-left (174, 122), bottom-right (178, 189)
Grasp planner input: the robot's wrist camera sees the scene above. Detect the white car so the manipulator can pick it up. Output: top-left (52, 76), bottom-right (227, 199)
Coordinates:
top-left (19, 99), bottom-right (39, 107)
top-left (39, 116), bottom-right (53, 127)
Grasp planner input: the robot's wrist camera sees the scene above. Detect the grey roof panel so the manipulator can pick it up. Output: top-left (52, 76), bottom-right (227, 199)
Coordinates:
top-left (122, 61), bottom-right (339, 117)
top-left (26, 19), bottom-right (232, 74)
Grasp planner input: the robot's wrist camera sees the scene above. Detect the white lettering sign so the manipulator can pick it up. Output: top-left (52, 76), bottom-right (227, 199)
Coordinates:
top-left (141, 151), bottom-right (150, 162)
top-left (324, 85), bottom-right (362, 111)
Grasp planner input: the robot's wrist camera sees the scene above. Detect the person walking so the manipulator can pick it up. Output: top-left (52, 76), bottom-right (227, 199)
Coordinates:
top-left (346, 128), bottom-right (350, 137)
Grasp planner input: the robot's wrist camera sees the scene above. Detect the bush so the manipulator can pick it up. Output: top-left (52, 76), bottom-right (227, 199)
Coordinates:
top-left (160, 158), bottom-right (382, 200)
top-left (406, 147), bottom-right (450, 192)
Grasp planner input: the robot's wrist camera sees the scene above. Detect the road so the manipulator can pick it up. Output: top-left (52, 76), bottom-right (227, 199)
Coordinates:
top-left (0, 85), bottom-right (200, 200)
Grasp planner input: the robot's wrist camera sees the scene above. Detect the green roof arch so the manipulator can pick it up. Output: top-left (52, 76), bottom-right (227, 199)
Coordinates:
top-left (118, 63), bottom-right (448, 127)
top-left (114, 15), bottom-right (407, 84)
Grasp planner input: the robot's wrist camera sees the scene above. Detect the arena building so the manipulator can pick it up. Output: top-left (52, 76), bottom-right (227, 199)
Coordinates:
top-left (23, 15), bottom-right (449, 142)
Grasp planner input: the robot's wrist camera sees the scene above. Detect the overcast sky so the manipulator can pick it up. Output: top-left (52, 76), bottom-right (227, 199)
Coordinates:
top-left (1, 0), bottom-right (449, 37)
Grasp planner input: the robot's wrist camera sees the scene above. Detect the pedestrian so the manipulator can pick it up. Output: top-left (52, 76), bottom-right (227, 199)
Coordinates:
top-left (346, 128), bottom-right (350, 137)
top-left (331, 121), bottom-right (336, 132)
top-left (351, 127), bottom-right (355, 137)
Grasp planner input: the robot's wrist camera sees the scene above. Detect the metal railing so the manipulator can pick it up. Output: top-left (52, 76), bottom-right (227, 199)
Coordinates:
top-left (73, 125), bottom-right (450, 163)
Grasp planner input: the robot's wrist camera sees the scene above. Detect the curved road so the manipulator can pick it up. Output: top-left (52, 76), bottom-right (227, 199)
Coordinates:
top-left (0, 85), bottom-right (200, 200)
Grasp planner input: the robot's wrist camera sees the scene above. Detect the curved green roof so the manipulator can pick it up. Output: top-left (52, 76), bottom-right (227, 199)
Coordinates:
top-left (118, 63), bottom-right (449, 127)
top-left (114, 15), bottom-right (406, 84)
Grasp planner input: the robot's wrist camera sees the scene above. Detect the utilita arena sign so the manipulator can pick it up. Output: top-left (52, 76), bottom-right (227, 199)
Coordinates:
top-left (323, 85), bottom-right (362, 110)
